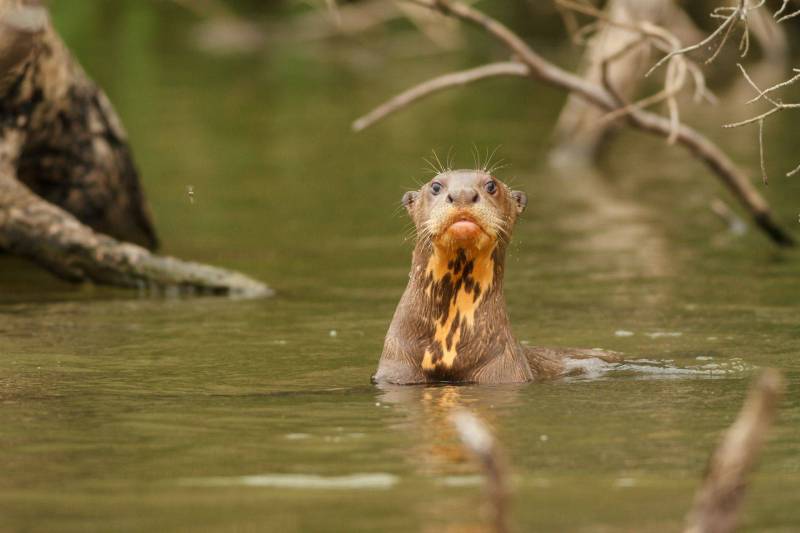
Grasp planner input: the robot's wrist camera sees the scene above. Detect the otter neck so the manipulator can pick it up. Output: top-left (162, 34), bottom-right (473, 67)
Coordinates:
top-left (408, 240), bottom-right (509, 372)
top-left (411, 241), bottom-right (505, 294)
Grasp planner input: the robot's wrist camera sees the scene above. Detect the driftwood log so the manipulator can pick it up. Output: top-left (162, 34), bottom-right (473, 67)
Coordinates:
top-left (0, 1), bottom-right (270, 297)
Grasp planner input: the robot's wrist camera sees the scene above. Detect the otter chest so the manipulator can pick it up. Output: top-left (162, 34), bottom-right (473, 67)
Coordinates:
top-left (420, 248), bottom-right (495, 372)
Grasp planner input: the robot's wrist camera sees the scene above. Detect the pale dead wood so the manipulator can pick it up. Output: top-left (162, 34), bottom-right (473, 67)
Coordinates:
top-left (352, 61), bottom-right (529, 132)
top-left (684, 369), bottom-right (784, 533)
top-left (355, 0), bottom-right (794, 246)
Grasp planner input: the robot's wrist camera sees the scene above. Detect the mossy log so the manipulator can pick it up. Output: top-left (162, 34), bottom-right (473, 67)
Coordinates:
top-left (0, 1), bottom-right (271, 298)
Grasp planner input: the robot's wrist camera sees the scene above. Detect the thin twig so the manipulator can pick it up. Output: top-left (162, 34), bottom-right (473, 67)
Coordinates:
top-left (745, 70), bottom-right (800, 105)
top-left (738, 63), bottom-right (782, 106)
top-left (645, 0), bottom-right (772, 77)
top-left (723, 105), bottom-right (781, 129)
top-left (726, 64), bottom-right (800, 180)
top-left (775, 0), bottom-right (792, 18)
top-left (776, 8), bottom-right (800, 22)
top-left (352, 61), bottom-right (529, 131)
top-left (758, 118), bottom-right (767, 184)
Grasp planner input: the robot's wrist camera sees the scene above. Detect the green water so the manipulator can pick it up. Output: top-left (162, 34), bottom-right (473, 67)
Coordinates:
top-left (1, 3), bottom-right (799, 531)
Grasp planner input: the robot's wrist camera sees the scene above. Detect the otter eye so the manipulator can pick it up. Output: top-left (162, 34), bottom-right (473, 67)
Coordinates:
top-left (430, 182), bottom-right (443, 195)
top-left (485, 180), bottom-right (497, 194)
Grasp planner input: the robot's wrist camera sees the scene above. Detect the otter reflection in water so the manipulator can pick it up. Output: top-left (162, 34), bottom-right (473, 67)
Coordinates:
top-left (374, 169), bottom-right (620, 385)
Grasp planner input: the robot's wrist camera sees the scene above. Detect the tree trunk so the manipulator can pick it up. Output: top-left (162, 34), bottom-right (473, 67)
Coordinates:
top-left (0, 1), bottom-right (271, 297)
top-left (551, 0), bottom-right (673, 166)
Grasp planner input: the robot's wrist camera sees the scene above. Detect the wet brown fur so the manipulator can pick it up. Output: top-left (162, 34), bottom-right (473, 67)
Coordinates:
top-left (374, 169), bottom-right (619, 385)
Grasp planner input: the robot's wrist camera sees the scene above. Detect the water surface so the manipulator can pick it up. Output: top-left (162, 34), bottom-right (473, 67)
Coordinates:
top-left (1, 4), bottom-right (799, 532)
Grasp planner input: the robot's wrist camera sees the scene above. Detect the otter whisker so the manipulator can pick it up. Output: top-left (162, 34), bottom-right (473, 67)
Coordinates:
top-left (430, 149), bottom-right (447, 174)
top-left (420, 166), bottom-right (440, 178)
top-left (471, 143), bottom-right (481, 170)
top-left (422, 158), bottom-right (439, 176)
top-left (486, 159), bottom-right (508, 175)
top-left (446, 146), bottom-right (455, 171)
top-left (483, 145), bottom-right (502, 173)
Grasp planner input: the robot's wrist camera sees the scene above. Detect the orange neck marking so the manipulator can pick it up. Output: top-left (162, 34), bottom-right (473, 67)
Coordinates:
top-left (421, 245), bottom-right (496, 371)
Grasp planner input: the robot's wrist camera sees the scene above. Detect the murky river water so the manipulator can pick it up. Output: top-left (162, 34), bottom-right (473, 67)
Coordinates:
top-left (1, 3), bottom-right (799, 531)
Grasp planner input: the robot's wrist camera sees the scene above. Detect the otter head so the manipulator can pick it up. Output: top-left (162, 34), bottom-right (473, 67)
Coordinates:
top-left (403, 170), bottom-right (527, 255)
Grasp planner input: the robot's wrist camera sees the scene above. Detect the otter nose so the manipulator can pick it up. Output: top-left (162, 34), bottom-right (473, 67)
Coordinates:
top-left (446, 187), bottom-right (480, 206)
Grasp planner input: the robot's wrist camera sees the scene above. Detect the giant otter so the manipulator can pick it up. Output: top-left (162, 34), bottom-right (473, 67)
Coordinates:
top-left (374, 169), bottom-right (620, 385)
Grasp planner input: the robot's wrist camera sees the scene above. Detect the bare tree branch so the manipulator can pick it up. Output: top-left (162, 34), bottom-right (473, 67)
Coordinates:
top-left (352, 61), bottom-right (529, 132)
top-left (358, 0), bottom-right (794, 246)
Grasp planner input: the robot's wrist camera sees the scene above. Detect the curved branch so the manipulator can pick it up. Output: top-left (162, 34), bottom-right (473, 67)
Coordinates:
top-left (352, 61), bottom-right (529, 131)
top-left (379, 0), bottom-right (794, 246)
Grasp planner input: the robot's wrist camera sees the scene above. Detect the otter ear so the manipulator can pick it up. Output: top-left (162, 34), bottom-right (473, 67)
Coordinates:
top-left (401, 191), bottom-right (419, 216)
top-left (511, 190), bottom-right (527, 214)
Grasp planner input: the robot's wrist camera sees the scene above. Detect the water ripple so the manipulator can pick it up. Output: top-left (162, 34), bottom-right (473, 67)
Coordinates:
top-left (179, 473), bottom-right (398, 490)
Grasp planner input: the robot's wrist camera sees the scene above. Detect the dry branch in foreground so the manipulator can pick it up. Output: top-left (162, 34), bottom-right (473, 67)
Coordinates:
top-left (685, 368), bottom-right (784, 533)
top-left (354, 0), bottom-right (794, 246)
top-left (0, 1), bottom-right (271, 297)
top-left (451, 409), bottom-right (509, 533)
top-left (446, 370), bottom-right (784, 532)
